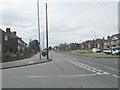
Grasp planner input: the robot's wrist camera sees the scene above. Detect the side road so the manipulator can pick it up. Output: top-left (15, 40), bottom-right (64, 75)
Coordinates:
top-left (1, 53), bottom-right (52, 69)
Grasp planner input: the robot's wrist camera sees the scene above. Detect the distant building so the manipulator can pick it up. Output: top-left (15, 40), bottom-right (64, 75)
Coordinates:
top-left (79, 33), bottom-right (120, 52)
top-left (0, 28), bottom-right (27, 54)
top-left (68, 43), bottom-right (80, 50)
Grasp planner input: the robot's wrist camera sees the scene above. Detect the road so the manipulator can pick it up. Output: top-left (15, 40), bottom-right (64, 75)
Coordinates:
top-left (2, 51), bottom-right (119, 88)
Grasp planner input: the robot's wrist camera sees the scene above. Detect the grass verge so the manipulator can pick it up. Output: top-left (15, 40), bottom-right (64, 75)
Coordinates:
top-left (65, 51), bottom-right (119, 58)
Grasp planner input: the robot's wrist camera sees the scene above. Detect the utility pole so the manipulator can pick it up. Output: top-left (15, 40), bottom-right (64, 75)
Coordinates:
top-left (37, 0), bottom-right (41, 60)
top-left (45, 2), bottom-right (49, 60)
top-left (42, 32), bottom-right (45, 49)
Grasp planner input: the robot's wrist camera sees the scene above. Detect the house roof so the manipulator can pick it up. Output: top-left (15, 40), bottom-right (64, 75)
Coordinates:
top-left (107, 33), bottom-right (120, 42)
top-left (6, 31), bottom-right (19, 39)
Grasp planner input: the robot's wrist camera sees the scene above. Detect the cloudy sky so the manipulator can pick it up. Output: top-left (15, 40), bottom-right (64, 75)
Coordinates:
top-left (0, 0), bottom-right (119, 47)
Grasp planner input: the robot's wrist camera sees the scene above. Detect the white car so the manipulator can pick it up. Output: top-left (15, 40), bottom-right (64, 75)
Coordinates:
top-left (111, 47), bottom-right (120, 55)
top-left (103, 48), bottom-right (111, 54)
top-left (92, 48), bottom-right (101, 53)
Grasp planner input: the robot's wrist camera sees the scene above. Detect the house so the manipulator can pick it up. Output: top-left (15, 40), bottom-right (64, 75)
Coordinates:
top-left (80, 38), bottom-right (105, 51)
top-left (104, 33), bottom-right (120, 48)
top-left (93, 39), bottom-right (104, 51)
top-left (80, 40), bottom-right (94, 50)
top-left (68, 43), bottom-right (80, 50)
top-left (0, 28), bottom-right (27, 54)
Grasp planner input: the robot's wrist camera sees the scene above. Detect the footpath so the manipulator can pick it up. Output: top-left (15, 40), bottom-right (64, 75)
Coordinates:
top-left (1, 53), bottom-right (52, 69)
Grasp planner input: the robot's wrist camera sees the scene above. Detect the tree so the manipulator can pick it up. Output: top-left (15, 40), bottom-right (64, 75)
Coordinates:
top-left (28, 39), bottom-right (40, 52)
top-left (49, 46), bottom-right (52, 50)
top-left (58, 43), bottom-right (68, 51)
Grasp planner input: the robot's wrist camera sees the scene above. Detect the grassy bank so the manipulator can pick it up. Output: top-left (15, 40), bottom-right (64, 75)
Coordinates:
top-left (66, 51), bottom-right (119, 58)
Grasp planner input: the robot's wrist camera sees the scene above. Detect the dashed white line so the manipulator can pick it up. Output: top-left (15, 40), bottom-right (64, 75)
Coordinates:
top-left (92, 68), bottom-right (97, 70)
top-left (97, 72), bottom-right (103, 75)
top-left (105, 67), bottom-right (119, 72)
top-left (97, 70), bottom-right (102, 72)
top-left (91, 70), bottom-right (97, 72)
top-left (112, 75), bottom-right (120, 78)
top-left (103, 72), bottom-right (109, 74)
top-left (66, 58), bottom-right (110, 76)
top-left (87, 68), bottom-right (91, 70)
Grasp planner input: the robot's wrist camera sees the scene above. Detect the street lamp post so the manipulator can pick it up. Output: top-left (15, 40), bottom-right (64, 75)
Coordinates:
top-left (37, 0), bottom-right (41, 60)
top-left (91, 31), bottom-right (96, 40)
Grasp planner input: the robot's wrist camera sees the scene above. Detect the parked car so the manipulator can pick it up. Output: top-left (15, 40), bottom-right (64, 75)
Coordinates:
top-left (103, 48), bottom-right (111, 54)
top-left (92, 48), bottom-right (101, 53)
top-left (111, 47), bottom-right (120, 55)
top-left (103, 47), bottom-right (120, 55)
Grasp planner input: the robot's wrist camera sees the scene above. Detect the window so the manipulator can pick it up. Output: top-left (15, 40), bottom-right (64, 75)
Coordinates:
top-left (5, 35), bottom-right (8, 41)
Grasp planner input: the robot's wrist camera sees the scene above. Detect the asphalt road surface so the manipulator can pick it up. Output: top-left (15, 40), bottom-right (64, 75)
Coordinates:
top-left (2, 51), bottom-right (119, 88)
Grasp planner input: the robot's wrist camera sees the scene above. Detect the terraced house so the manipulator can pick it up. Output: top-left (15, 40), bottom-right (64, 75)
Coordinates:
top-left (0, 28), bottom-right (27, 54)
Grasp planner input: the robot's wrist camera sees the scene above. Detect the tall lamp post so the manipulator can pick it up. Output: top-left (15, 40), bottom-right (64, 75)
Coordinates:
top-left (37, 0), bottom-right (41, 60)
top-left (45, 1), bottom-right (49, 60)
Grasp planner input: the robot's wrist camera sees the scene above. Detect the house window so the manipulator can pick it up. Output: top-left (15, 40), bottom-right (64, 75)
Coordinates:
top-left (82, 45), bottom-right (84, 48)
top-left (88, 44), bottom-right (91, 48)
top-left (97, 44), bottom-right (100, 48)
top-left (18, 46), bottom-right (20, 50)
top-left (5, 35), bottom-right (8, 41)
top-left (117, 40), bottom-right (119, 43)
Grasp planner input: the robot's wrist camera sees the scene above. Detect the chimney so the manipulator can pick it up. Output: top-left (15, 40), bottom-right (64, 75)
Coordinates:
top-left (107, 36), bottom-right (110, 39)
top-left (13, 31), bottom-right (16, 35)
top-left (6, 28), bottom-right (11, 33)
top-left (19, 38), bottom-right (22, 40)
top-left (103, 37), bottom-right (105, 40)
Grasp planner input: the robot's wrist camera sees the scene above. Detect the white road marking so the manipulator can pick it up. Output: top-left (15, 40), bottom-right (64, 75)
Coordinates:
top-left (97, 72), bottom-right (103, 75)
top-left (66, 58), bottom-right (110, 76)
top-left (91, 70), bottom-right (97, 72)
top-left (112, 75), bottom-right (120, 78)
top-left (28, 73), bottom-right (105, 78)
top-left (87, 68), bottom-right (91, 70)
top-left (97, 70), bottom-right (102, 72)
top-left (91, 68), bottom-right (97, 70)
top-left (103, 72), bottom-right (109, 74)
top-left (105, 67), bottom-right (119, 72)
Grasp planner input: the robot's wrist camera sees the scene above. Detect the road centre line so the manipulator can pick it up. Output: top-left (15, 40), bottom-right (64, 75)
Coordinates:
top-left (66, 58), bottom-right (119, 79)
top-left (66, 58), bottom-right (111, 75)
top-left (67, 57), bottom-right (119, 72)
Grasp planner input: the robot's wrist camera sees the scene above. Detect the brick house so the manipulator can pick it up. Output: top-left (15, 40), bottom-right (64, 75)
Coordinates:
top-left (93, 39), bottom-right (104, 51)
top-left (80, 40), bottom-right (94, 50)
top-left (0, 28), bottom-right (27, 54)
top-left (80, 39), bottom-right (105, 51)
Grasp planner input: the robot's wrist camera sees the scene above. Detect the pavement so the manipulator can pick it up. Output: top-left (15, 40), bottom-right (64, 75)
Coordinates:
top-left (2, 51), bottom-right (119, 88)
top-left (1, 53), bottom-right (52, 69)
